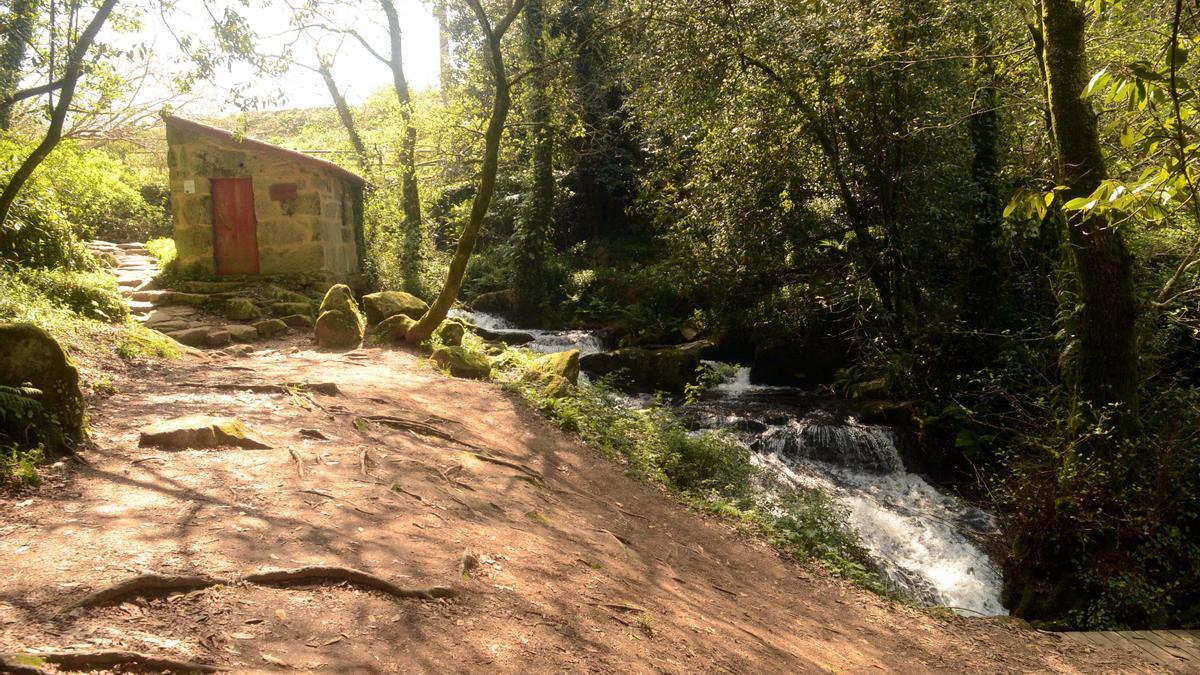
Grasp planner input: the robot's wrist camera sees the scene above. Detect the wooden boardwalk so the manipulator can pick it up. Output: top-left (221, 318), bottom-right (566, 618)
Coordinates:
top-left (1059, 630), bottom-right (1200, 671)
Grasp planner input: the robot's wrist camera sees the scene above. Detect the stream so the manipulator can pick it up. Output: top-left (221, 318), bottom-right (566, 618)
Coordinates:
top-left (456, 310), bottom-right (1008, 616)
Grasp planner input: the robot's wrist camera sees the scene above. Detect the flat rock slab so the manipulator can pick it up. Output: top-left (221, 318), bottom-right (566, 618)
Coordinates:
top-left (139, 415), bottom-right (271, 450)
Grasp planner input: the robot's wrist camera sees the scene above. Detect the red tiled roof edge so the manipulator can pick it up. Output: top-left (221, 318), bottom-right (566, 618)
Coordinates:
top-left (164, 114), bottom-right (366, 187)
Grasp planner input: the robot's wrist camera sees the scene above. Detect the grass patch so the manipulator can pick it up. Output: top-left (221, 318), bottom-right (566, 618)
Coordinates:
top-left (0, 444), bottom-right (45, 486)
top-left (493, 351), bottom-right (886, 593)
top-left (146, 237), bottom-right (176, 269)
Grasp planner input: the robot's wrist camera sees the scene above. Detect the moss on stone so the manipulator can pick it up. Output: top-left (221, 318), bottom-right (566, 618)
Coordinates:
top-left (315, 309), bottom-right (363, 349)
top-left (254, 318), bottom-right (289, 338)
top-left (435, 320), bottom-right (465, 347)
top-left (432, 346), bottom-right (492, 380)
top-left (362, 291), bottom-right (429, 325)
top-left (0, 323), bottom-right (85, 454)
top-left (269, 301), bottom-right (314, 318)
top-left (223, 297), bottom-right (261, 321)
top-left (378, 314), bottom-right (417, 343)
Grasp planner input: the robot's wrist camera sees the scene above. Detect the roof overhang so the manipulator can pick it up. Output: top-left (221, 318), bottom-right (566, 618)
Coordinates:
top-left (164, 114), bottom-right (366, 187)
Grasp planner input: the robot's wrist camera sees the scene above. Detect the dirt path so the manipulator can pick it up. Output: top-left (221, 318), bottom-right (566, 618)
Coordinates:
top-left (0, 252), bottom-right (1173, 673)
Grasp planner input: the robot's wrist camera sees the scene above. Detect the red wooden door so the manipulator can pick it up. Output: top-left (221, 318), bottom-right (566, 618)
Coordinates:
top-left (211, 178), bottom-right (260, 276)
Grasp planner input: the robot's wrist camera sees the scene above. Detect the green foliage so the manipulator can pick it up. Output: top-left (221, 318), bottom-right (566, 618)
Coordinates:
top-left (0, 443), bottom-right (45, 487)
top-left (146, 237), bottom-right (177, 269)
top-left (0, 384), bottom-right (43, 442)
top-left (12, 267), bottom-right (128, 322)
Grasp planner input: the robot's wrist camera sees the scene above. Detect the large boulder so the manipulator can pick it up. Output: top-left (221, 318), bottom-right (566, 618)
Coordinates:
top-left (0, 323), bottom-right (84, 453)
top-left (522, 349), bottom-right (581, 399)
top-left (580, 344), bottom-right (701, 395)
top-left (362, 291), bottom-right (429, 326)
top-left (254, 318), bottom-right (289, 338)
top-left (314, 285), bottom-right (364, 349)
top-left (377, 314), bottom-right (417, 343)
top-left (432, 346), bottom-right (491, 380)
top-left (470, 289), bottom-right (515, 317)
top-left (139, 415), bottom-right (271, 450)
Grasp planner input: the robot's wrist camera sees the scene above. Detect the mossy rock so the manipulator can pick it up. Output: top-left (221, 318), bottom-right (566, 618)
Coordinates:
top-left (280, 314), bottom-right (314, 329)
top-left (265, 284), bottom-right (313, 304)
top-left (222, 297), bottom-right (261, 321)
top-left (435, 320), bottom-right (465, 347)
top-left (362, 291), bottom-right (429, 326)
top-left (158, 291), bottom-right (210, 307)
top-left (432, 346), bottom-right (491, 380)
top-left (318, 284), bottom-right (360, 318)
top-left (315, 309), bottom-right (363, 349)
top-left (270, 301), bottom-right (314, 318)
top-left (0, 323), bottom-right (84, 454)
top-left (254, 318), bottom-right (289, 338)
top-left (378, 314), bottom-right (417, 343)
top-left (530, 349), bottom-right (580, 384)
top-left (139, 415), bottom-right (271, 450)
top-left (470, 289), bottom-right (515, 316)
top-left (579, 345), bottom-right (700, 395)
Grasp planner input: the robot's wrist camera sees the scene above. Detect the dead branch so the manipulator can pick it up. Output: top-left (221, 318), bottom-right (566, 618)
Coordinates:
top-left (73, 574), bottom-right (225, 608)
top-left (289, 448), bottom-right (306, 479)
top-left (242, 566), bottom-right (458, 600)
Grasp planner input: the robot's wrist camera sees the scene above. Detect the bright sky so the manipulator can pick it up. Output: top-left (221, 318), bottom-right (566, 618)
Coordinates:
top-left (123, 0), bottom-right (442, 115)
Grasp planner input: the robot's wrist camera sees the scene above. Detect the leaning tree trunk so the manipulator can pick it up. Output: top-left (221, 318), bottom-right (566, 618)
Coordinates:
top-left (964, 13), bottom-right (1003, 327)
top-left (1041, 0), bottom-right (1139, 435)
top-left (407, 0), bottom-right (526, 344)
top-left (0, 0), bottom-right (118, 250)
top-left (318, 61), bottom-right (371, 172)
top-left (380, 0), bottom-right (424, 294)
top-left (511, 0), bottom-right (555, 322)
top-left (0, 0), bottom-right (36, 130)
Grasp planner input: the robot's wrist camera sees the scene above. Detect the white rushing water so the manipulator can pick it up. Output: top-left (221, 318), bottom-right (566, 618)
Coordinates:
top-left (703, 368), bottom-right (1008, 617)
top-left (451, 309), bottom-right (606, 355)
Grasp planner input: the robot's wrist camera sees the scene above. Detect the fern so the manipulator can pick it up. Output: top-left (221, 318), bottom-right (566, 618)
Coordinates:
top-left (0, 384), bottom-right (43, 426)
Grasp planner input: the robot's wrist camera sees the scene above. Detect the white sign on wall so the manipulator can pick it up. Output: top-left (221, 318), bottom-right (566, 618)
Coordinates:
top-left (183, 180), bottom-right (196, 194)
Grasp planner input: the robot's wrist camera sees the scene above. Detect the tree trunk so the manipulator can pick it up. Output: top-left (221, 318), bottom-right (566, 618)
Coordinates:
top-left (317, 61), bottom-right (371, 172)
top-left (964, 14), bottom-right (1003, 327)
top-left (407, 0), bottom-right (526, 344)
top-left (1041, 0), bottom-right (1139, 432)
top-left (437, 1), bottom-right (451, 104)
top-left (0, 0), bottom-right (36, 130)
top-left (511, 0), bottom-right (554, 321)
top-left (0, 0), bottom-right (118, 251)
top-left (380, 0), bottom-right (423, 293)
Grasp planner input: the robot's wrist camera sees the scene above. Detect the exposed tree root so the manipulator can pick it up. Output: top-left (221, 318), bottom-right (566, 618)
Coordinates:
top-left (7, 650), bottom-right (223, 673)
top-left (242, 566), bottom-right (458, 600)
top-left (288, 447), bottom-right (305, 478)
top-left (357, 415), bottom-right (487, 451)
top-left (72, 574), bottom-right (224, 608)
top-left (461, 451), bottom-right (544, 484)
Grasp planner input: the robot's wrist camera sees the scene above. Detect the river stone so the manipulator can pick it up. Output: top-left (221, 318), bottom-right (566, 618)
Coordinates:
top-left (224, 324), bottom-right (259, 343)
top-left (315, 310), bottom-right (363, 349)
top-left (435, 320), bottom-right (465, 347)
top-left (139, 415), bottom-right (271, 450)
top-left (580, 345), bottom-right (700, 395)
top-left (0, 323), bottom-right (85, 454)
top-left (270, 302), bottom-right (314, 318)
top-left (432, 346), bottom-right (491, 379)
top-left (222, 297), bottom-right (261, 321)
top-left (378, 314), bottom-right (417, 342)
top-left (254, 318), bottom-right (289, 338)
top-left (280, 314), bottom-right (314, 329)
top-left (362, 291), bottom-right (429, 326)
top-left (532, 349), bottom-right (580, 384)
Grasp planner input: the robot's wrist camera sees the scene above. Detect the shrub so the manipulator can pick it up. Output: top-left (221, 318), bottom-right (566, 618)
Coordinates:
top-left (13, 268), bottom-right (128, 322)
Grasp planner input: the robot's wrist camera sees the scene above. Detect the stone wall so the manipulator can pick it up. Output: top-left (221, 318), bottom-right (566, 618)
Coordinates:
top-left (166, 123), bottom-right (362, 284)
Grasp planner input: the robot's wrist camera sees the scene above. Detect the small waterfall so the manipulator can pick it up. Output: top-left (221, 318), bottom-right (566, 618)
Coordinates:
top-left (697, 368), bottom-right (1008, 617)
top-left (452, 309), bottom-right (606, 355)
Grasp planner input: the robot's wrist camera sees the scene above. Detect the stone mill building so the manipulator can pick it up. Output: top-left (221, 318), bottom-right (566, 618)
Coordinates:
top-left (164, 114), bottom-right (366, 284)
